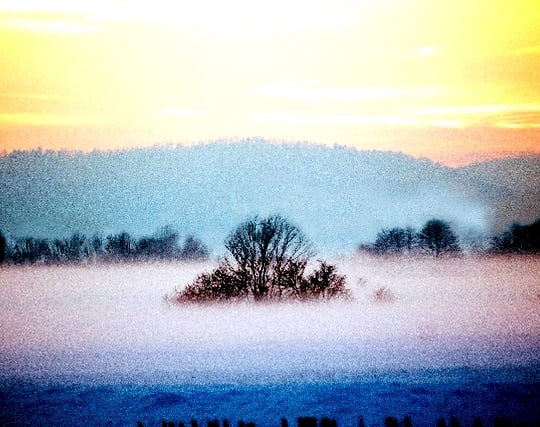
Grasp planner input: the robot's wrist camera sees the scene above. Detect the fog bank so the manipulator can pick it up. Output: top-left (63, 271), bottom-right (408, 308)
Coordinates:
top-left (1, 255), bottom-right (539, 383)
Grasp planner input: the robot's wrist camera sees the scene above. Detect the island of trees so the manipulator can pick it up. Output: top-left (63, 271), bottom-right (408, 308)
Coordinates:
top-left (172, 215), bottom-right (350, 303)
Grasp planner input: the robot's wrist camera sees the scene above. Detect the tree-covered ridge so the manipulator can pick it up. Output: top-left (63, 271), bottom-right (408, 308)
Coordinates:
top-left (2, 142), bottom-right (538, 254)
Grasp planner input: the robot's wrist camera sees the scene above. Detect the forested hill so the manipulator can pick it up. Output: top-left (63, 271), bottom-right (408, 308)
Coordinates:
top-left (1, 140), bottom-right (538, 254)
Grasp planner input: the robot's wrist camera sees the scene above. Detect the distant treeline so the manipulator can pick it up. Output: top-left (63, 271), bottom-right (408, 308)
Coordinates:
top-left (0, 226), bottom-right (209, 265)
top-left (1, 218), bottom-right (539, 265)
top-left (360, 218), bottom-right (540, 256)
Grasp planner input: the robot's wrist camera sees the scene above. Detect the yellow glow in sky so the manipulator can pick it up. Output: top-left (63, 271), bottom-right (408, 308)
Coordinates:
top-left (1, 0), bottom-right (539, 165)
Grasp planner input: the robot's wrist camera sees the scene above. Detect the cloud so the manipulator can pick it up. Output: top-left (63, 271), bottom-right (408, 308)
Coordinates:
top-left (255, 104), bottom-right (540, 130)
top-left (0, 92), bottom-right (74, 101)
top-left (505, 44), bottom-right (540, 56)
top-left (255, 112), bottom-right (420, 127)
top-left (0, 113), bottom-right (103, 126)
top-left (252, 83), bottom-right (442, 102)
top-left (412, 104), bottom-right (540, 115)
top-left (408, 45), bottom-right (440, 58)
top-left (0, 16), bottom-right (102, 34)
top-left (411, 104), bottom-right (540, 128)
top-left (154, 108), bottom-right (206, 118)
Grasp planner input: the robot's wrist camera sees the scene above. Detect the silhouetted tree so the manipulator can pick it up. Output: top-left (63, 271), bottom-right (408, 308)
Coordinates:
top-left (224, 215), bottom-right (315, 300)
top-left (373, 227), bottom-right (417, 254)
top-left (51, 238), bottom-right (69, 261)
top-left (13, 237), bottom-right (51, 263)
top-left (90, 233), bottom-right (105, 258)
top-left (176, 263), bottom-right (246, 303)
top-left (152, 225), bottom-right (179, 258)
top-left (67, 232), bottom-right (87, 261)
top-left (180, 235), bottom-right (209, 260)
top-left (0, 230), bottom-right (6, 264)
top-left (492, 218), bottom-right (540, 253)
top-left (418, 219), bottom-right (460, 257)
top-left (105, 231), bottom-right (134, 258)
top-left (175, 215), bottom-right (349, 303)
top-left (299, 261), bottom-right (350, 300)
top-left (0, 227), bottom-right (209, 264)
top-left (136, 226), bottom-right (182, 259)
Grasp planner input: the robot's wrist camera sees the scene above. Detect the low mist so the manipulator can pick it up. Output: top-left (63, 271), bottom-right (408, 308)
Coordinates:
top-left (1, 255), bottom-right (539, 383)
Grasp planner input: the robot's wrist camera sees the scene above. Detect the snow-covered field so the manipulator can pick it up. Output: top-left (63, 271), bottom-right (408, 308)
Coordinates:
top-left (1, 255), bottom-right (539, 426)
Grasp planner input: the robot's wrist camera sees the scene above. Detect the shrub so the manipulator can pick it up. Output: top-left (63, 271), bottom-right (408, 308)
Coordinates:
top-left (373, 286), bottom-right (396, 303)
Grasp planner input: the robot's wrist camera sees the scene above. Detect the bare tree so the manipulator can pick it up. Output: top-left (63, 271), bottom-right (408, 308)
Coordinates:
top-left (491, 218), bottom-right (540, 253)
top-left (299, 261), bottom-right (350, 300)
top-left (0, 230), bottom-right (6, 264)
top-left (373, 227), bottom-right (417, 254)
top-left (175, 215), bottom-right (349, 303)
top-left (105, 231), bottom-right (134, 258)
top-left (224, 215), bottom-right (314, 300)
top-left (181, 235), bottom-right (209, 260)
top-left (418, 219), bottom-right (460, 257)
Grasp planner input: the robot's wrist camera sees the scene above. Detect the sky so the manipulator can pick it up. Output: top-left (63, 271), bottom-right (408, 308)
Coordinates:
top-left (0, 0), bottom-right (539, 166)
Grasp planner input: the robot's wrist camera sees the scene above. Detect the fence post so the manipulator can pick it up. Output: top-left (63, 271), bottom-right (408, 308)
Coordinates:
top-left (493, 418), bottom-right (512, 427)
top-left (320, 417), bottom-right (337, 427)
top-left (298, 417), bottom-right (317, 427)
top-left (472, 419), bottom-right (483, 427)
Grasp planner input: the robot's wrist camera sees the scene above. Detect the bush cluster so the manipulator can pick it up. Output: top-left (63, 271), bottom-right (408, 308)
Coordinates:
top-left (363, 219), bottom-right (460, 257)
top-left (362, 217), bottom-right (539, 256)
top-left (174, 215), bottom-right (350, 303)
top-left (0, 226), bottom-right (208, 264)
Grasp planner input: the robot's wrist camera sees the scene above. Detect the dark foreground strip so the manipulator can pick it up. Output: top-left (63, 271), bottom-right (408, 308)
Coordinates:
top-left (137, 416), bottom-right (538, 427)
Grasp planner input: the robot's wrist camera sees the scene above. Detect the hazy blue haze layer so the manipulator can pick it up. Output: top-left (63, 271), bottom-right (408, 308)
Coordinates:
top-left (1, 140), bottom-right (539, 254)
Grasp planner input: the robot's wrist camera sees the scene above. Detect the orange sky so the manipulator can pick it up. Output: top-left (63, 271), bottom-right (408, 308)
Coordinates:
top-left (0, 0), bottom-right (539, 166)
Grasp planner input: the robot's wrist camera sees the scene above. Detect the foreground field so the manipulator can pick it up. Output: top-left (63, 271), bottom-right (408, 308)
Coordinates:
top-left (0, 254), bottom-right (539, 425)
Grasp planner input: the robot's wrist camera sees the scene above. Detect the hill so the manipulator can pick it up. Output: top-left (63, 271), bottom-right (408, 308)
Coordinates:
top-left (1, 140), bottom-right (538, 254)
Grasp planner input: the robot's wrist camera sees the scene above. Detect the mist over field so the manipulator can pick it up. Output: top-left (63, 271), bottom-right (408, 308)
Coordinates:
top-left (1, 255), bottom-right (539, 425)
top-left (1, 255), bottom-right (539, 382)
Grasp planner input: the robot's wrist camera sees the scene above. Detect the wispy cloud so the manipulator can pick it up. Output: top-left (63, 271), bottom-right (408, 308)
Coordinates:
top-left (407, 45), bottom-right (440, 58)
top-left (0, 92), bottom-right (74, 101)
top-left (412, 104), bottom-right (540, 116)
top-left (154, 108), bottom-right (206, 117)
top-left (505, 44), bottom-right (540, 56)
top-left (255, 104), bottom-right (540, 130)
top-left (255, 112), bottom-right (420, 127)
top-left (252, 83), bottom-right (442, 102)
top-left (0, 15), bottom-right (102, 34)
top-left (0, 113), bottom-right (103, 126)
top-left (411, 104), bottom-right (540, 128)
